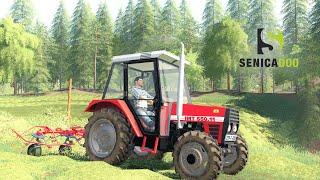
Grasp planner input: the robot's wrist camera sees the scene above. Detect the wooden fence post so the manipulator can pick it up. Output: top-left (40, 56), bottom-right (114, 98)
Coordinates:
top-left (67, 79), bottom-right (72, 120)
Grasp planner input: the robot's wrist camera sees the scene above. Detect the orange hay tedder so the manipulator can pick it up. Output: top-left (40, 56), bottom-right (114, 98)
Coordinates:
top-left (12, 126), bottom-right (85, 156)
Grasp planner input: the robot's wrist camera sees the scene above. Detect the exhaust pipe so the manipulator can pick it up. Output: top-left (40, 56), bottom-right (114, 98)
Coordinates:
top-left (176, 42), bottom-right (185, 129)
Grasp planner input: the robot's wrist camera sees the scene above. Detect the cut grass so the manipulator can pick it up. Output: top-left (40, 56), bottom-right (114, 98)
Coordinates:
top-left (0, 91), bottom-right (319, 179)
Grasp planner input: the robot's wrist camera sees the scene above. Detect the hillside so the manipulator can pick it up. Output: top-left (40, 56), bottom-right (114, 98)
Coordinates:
top-left (0, 91), bottom-right (319, 179)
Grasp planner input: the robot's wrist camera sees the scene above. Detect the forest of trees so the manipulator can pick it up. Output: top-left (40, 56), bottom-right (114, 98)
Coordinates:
top-left (0, 0), bottom-right (319, 145)
top-left (0, 0), bottom-right (318, 94)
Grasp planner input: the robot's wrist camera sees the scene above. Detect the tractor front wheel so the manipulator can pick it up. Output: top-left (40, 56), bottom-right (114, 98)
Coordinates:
top-left (173, 131), bottom-right (222, 179)
top-left (223, 135), bottom-right (248, 175)
top-left (84, 107), bottom-right (132, 165)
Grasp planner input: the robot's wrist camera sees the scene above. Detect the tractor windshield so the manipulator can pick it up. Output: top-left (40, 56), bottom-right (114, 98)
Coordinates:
top-left (158, 60), bottom-right (191, 103)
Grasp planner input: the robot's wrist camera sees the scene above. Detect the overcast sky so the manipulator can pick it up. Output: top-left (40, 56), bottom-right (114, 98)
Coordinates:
top-left (0, 0), bottom-right (284, 28)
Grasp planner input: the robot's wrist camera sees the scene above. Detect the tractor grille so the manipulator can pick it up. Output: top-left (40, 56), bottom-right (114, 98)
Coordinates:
top-left (209, 124), bottom-right (220, 140)
top-left (229, 109), bottom-right (239, 122)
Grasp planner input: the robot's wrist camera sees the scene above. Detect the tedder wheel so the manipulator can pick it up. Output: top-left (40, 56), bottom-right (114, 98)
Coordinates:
top-left (223, 135), bottom-right (248, 175)
top-left (59, 145), bottom-right (72, 155)
top-left (84, 107), bottom-right (133, 165)
top-left (173, 131), bottom-right (222, 180)
top-left (27, 144), bottom-right (42, 156)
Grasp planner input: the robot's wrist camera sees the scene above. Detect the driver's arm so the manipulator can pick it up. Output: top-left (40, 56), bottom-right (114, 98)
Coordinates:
top-left (140, 91), bottom-right (154, 105)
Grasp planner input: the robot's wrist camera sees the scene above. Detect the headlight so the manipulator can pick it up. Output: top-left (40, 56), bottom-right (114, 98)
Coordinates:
top-left (227, 124), bottom-right (232, 132)
top-left (232, 124), bottom-right (238, 132)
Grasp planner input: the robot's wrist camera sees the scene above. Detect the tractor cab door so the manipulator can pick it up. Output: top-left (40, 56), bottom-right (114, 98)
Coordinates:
top-left (125, 60), bottom-right (160, 134)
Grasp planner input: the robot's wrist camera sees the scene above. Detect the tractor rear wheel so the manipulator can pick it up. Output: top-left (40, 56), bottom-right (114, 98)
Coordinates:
top-left (173, 131), bottom-right (222, 180)
top-left (84, 107), bottom-right (133, 165)
top-left (223, 135), bottom-right (248, 175)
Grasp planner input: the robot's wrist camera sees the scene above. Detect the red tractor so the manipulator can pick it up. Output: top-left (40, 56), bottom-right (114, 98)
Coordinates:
top-left (84, 48), bottom-right (248, 179)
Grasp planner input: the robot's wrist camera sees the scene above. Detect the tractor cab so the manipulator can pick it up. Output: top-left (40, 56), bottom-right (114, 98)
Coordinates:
top-left (102, 51), bottom-right (191, 134)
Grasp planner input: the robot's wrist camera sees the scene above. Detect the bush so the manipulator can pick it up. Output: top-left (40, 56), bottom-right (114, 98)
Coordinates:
top-left (297, 87), bottom-right (320, 144)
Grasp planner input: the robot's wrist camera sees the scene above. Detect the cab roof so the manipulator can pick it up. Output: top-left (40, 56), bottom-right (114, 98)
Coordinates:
top-left (111, 50), bottom-right (190, 66)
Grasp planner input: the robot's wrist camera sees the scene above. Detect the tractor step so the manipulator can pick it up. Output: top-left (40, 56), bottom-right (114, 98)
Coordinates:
top-left (140, 136), bottom-right (159, 154)
top-left (133, 146), bottom-right (150, 156)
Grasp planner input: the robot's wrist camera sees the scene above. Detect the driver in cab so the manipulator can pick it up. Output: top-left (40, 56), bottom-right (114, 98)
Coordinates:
top-left (131, 76), bottom-right (155, 132)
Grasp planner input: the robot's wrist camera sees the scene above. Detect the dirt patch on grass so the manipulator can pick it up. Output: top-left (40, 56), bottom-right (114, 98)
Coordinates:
top-left (309, 140), bottom-right (320, 154)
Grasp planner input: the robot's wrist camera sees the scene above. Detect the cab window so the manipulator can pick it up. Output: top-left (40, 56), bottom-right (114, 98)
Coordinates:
top-left (104, 63), bottom-right (124, 99)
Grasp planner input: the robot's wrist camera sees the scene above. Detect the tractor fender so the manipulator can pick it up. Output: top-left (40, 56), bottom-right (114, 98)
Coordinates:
top-left (85, 99), bottom-right (143, 137)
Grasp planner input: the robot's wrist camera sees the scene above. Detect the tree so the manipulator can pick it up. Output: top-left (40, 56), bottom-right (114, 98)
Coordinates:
top-left (123, 0), bottom-right (135, 53)
top-left (247, 0), bottom-right (276, 43)
top-left (310, 0), bottom-right (320, 47)
top-left (51, 1), bottom-right (70, 90)
top-left (299, 0), bottom-right (320, 81)
top-left (202, 0), bottom-right (223, 33)
top-left (297, 86), bottom-right (320, 144)
top-left (69, 0), bottom-right (95, 88)
top-left (247, 0), bottom-right (276, 93)
top-left (133, 0), bottom-right (154, 51)
top-left (186, 52), bottom-right (203, 92)
top-left (29, 22), bottom-right (51, 93)
top-left (227, 0), bottom-right (249, 23)
top-left (179, 0), bottom-right (199, 52)
top-left (0, 18), bottom-right (39, 94)
top-left (10, 0), bottom-right (34, 31)
top-left (159, 0), bottom-right (181, 52)
top-left (95, 2), bottom-right (113, 89)
top-left (292, 0), bottom-right (320, 145)
top-left (150, 0), bottom-right (161, 35)
top-left (227, 0), bottom-right (250, 91)
top-left (200, 18), bottom-right (248, 91)
top-left (113, 9), bottom-right (126, 55)
top-left (282, 0), bottom-right (308, 53)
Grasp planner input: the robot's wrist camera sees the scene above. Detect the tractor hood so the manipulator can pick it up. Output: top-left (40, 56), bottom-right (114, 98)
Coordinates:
top-left (168, 103), bottom-right (239, 144)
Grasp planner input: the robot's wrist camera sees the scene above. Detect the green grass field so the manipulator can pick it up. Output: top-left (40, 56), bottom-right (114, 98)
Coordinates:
top-left (0, 91), bottom-right (319, 179)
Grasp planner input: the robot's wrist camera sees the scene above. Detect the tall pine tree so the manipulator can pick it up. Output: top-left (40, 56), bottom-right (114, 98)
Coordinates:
top-left (247, 0), bottom-right (276, 93)
top-left (179, 0), bottom-right (199, 52)
top-left (202, 0), bottom-right (223, 33)
top-left (95, 2), bottom-right (113, 89)
top-left (113, 9), bottom-right (126, 55)
top-left (227, 0), bottom-right (249, 92)
top-left (310, 0), bottom-right (320, 41)
top-left (10, 0), bottom-right (34, 31)
top-left (159, 0), bottom-right (180, 52)
top-left (302, 0), bottom-right (320, 78)
top-left (70, 0), bottom-right (95, 88)
top-left (51, 1), bottom-right (70, 90)
top-left (247, 0), bottom-right (276, 43)
top-left (29, 22), bottom-right (51, 93)
top-left (150, 0), bottom-right (161, 35)
top-left (295, 0), bottom-right (320, 143)
top-left (227, 0), bottom-right (249, 22)
top-left (282, 0), bottom-right (308, 53)
top-left (123, 0), bottom-right (135, 53)
top-left (133, 0), bottom-right (154, 51)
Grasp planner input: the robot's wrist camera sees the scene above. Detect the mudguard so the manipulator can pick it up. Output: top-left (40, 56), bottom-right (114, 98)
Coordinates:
top-left (85, 99), bottom-right (143, 137)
